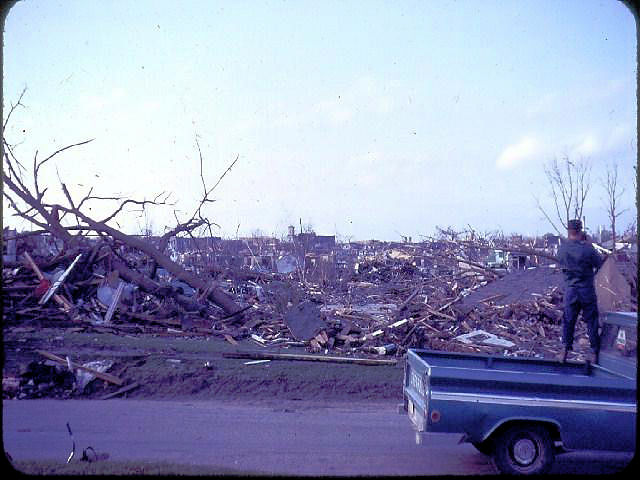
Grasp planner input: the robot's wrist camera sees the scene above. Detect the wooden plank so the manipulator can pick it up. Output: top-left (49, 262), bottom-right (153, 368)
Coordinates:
top-left (223, 334), bottom-right (238, 345)
top-left (424, 307), bottom-right (456, 322)
top-left (125, 312), bottom-right (181, 326)
top-left (398, 285), bottom-right (422, 311)
top-left (2, 284), bottom-right (39, 291)
top-left (100, 382), bottom-right (140, 400)
top-left (335, 333), bottom-right (359, 342)
top-left (36, 350), bottom-right (123, 385)
top-left (222, 351), bottom-right (397, 366)
top-left (104, 281), bottom-right (125, 324)
top-left (23, 252), bottom-right (73, 311)
top-left (39, 253), bottom-right (82, 305)
top-left (479, 293), bottom-right (507, 304)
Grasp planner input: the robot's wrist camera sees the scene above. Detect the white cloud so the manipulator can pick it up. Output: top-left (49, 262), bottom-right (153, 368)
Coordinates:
top-left (570, 134), bottom-right (600, 158)
top-left (538, 126), bottom-right (634, 162)
top-left (526, 76), bottom-right (632, 120)
top-left (562, 127), bottom-right (634, 160)
top-left (604, 123), bottom-right (635, 154)
top-left (496, 136), bottom-right (540, 169)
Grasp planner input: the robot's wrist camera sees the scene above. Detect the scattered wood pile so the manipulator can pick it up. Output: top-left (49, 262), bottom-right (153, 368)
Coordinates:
top-left (3, 233), bottom-right (636, 366)
top-left (3, 248), bottom-right (235, 335)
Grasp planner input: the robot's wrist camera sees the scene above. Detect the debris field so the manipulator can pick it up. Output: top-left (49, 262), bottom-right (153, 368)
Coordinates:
top-left (2, 229), bottom-right (637, 400)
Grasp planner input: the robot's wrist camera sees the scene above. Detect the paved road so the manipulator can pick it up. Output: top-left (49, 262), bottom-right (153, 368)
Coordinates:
top-left (3, 399), bottom-right (633, 475)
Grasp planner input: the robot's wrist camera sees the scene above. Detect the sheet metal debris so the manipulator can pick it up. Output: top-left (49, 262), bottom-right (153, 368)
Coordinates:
top-left (283, 300), bottom-right (326, 341)
top-left (455, 330), bottom-right (515, 348)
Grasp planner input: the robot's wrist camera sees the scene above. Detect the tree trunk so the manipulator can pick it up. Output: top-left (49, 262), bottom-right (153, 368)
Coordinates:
top-left (73, 215), bottom-right (241, 316)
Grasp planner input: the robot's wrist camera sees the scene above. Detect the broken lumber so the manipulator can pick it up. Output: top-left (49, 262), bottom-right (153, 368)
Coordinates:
top-left (398, 285), bottom-right (422, 311)
top-left (23, 252), bottom-right (73, 311)
top-left (104, 280), bottom-right (125, 324)
top-left (479, 293), bottom-right (507, 304)
top-left (36, 350), bottom-right (124, 385)
top-left (223, 334), bottom-right (238, 345)
top-left (223, 351), bottom-right (397, 365)
top-left (100, 382), bottom-right (140, 400)
top-left (39, 253), bottom-right (82, 305)
top-left (424, 307), bottom-right (456, 322)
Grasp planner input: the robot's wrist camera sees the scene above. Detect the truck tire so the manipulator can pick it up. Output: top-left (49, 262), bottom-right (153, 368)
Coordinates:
top-left (471, 440), bottom-right (493, 456)
top-left (491, 425), bottom-right (554, 475)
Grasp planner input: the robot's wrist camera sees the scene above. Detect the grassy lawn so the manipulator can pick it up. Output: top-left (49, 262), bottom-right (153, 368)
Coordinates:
top-left (4, 327), bottom-right (404, 401)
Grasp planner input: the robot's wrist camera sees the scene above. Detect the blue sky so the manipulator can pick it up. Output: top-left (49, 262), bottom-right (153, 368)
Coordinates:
top-left (2, 0), bottom-right (637, 241)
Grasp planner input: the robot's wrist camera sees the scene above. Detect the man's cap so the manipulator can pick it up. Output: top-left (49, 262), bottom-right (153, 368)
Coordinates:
top-left (567, 219), bottom-right (582, 231)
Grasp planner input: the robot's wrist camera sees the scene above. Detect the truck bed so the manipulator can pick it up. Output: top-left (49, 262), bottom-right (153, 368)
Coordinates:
top-left (408, 349), bottom-right (635, 403)
top-left (404, 349), bottom-right (636, 451)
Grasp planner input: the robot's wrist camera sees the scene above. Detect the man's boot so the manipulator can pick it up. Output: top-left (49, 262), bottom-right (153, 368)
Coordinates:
top-left (557, 348), bottom-right (568, 363)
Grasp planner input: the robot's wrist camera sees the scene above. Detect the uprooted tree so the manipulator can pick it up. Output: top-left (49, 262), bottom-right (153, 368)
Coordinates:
top-left (2, 88), bottom-right (243, 319)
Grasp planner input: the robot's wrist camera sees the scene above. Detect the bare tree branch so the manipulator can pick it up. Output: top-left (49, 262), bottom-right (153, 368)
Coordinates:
top-left (34, 139), bottom-right (95, 180)
top-left (75, 186), bottom-right (95, 211)
top-left (3, 85), bottom-right (27, 131)
top-left (538, 156), bottom-right (592, 234)
top-left (601, 161), bottom-right (629, 251)
top-left (3, 91), bottom-right (244, 317)
top-left (3, 141), bottom-right (29, 190)
top-left (534, 194), bottom-right (562, 235)
top-left (98, 192), bottom-right (172, 225)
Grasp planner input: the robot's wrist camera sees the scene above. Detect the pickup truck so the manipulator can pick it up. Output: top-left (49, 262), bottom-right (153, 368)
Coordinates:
top-left (401, 311), bottom-right (637, 475)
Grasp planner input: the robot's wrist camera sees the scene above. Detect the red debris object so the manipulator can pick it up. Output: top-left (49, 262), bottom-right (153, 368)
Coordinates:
top-left (34, 278), bottom-right (51, 297)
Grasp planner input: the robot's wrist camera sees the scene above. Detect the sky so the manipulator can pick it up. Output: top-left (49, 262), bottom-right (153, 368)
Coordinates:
top-left (2, 0), bottom-right (637, 242)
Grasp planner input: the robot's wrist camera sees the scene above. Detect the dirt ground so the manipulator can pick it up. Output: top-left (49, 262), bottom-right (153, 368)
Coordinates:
top-left (2, 327), bottom-right (405, 402)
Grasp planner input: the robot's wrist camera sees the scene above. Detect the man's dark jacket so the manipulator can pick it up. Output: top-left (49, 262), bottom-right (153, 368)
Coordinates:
top-left (557, 239), bottom-right (604, 288)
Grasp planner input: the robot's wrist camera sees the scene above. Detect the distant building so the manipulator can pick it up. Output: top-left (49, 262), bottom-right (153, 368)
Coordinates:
top-left (304, 252), bottom-right (336, 285)
top-left (169, 236), bottom-right (222, 252)
top-left (2, 228), bottom-right (17, 262)
top-left (295, 232), bottom-right (336, 254)
top-left (542, 234), bottom-right (562, 256)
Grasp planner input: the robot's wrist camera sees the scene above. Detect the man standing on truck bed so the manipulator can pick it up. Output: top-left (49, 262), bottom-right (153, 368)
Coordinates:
top-left (557, 219), bottom-right (605, 363)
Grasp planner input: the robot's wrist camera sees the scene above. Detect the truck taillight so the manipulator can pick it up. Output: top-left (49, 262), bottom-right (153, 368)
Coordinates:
top-left (616, 329), bottom-right (627, 350)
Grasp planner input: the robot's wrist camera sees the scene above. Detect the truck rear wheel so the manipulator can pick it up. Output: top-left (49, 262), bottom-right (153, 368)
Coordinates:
top-left (492, 425), bottom-right (554, 475)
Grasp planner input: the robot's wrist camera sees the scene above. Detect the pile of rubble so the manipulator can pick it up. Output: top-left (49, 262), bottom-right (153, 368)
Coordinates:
top-left (3, 233), bottom-right (636, 369)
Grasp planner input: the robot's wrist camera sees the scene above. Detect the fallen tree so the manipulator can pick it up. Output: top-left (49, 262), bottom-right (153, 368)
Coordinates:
top-left (2, 89), bottom-right (243, 318)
